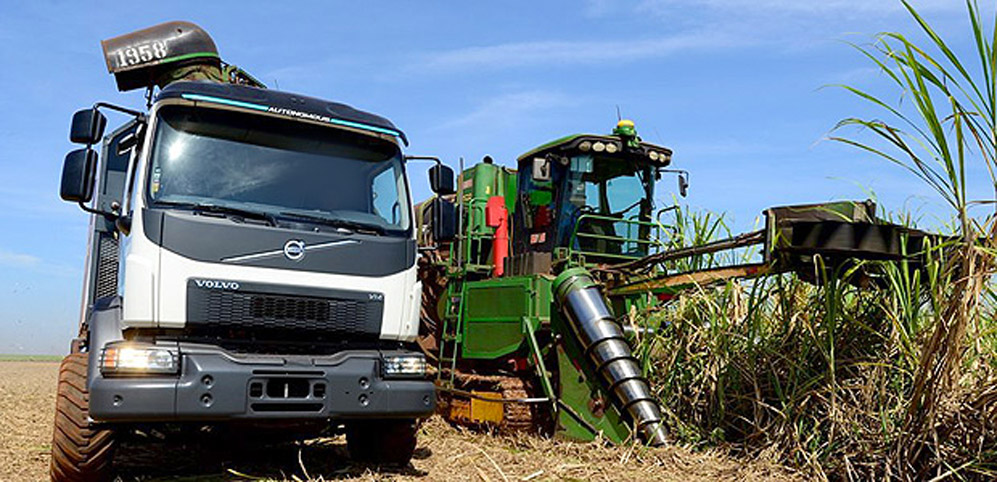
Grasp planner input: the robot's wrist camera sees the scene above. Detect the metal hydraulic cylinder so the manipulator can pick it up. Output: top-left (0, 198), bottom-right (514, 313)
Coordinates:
top-left (552, 268), bottom-right (668, 446)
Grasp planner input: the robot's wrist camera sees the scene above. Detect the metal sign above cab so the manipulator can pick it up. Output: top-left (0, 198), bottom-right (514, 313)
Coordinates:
top-left (101, 21), bottom-right (221, 92)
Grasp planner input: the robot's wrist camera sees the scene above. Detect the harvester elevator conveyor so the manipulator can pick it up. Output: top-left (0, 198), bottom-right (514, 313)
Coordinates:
top-left (602, 199), bottom-right (933, 295)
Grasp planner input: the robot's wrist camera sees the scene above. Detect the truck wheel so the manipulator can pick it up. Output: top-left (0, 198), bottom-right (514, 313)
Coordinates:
top-left (50, 353), bottom-right (117, 482)
top-left (346, 419), bottom-right (418, 466)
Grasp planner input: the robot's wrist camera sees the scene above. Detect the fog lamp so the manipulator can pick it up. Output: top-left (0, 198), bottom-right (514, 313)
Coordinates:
top-left (100, 343), bottom-right (179, 376)
top-left (382, 354), bottom-right (427, 379)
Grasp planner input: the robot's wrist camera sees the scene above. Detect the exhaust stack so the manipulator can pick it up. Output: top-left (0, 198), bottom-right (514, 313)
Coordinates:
top-left (553, 268), bottom-right (668, 446)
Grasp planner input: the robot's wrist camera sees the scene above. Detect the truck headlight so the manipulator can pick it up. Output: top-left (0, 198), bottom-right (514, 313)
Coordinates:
top-left (100, 343), bottom-right (179, 376)
top-left (382, 354), bottom-right (427, 379)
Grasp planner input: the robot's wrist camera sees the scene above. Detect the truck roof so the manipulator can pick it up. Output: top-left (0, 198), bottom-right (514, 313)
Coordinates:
top-left (156, 81), bottom-right (408, 145)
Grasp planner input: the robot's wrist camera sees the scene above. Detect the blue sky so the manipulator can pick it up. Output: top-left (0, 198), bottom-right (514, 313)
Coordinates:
top-left (0, 0), bottom-right (991, 354)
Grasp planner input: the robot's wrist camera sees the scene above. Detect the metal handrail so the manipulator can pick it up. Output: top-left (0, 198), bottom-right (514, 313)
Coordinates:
top-left (568, 213), bottom-right (669, 261)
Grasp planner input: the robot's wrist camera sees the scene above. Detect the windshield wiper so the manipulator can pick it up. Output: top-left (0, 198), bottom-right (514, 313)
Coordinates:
top-left (276, 211), bottom-right (385, 235)
top-left (155, 201), bottom-right (278, 226)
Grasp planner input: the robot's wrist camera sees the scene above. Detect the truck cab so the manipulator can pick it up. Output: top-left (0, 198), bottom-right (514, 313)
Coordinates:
top-left (52, 22), bottom-right (445, 480)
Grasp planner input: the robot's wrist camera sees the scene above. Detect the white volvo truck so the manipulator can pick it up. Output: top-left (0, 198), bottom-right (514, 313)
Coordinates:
top-left (51, 22), bottom-right (457, 481)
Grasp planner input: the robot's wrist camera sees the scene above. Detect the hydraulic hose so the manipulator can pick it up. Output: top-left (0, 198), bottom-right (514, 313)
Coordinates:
top-left (552, 268), bottom-right (668, 446)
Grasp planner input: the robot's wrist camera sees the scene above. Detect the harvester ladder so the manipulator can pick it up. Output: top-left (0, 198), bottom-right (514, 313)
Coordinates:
top-left (437, 279), bottom-right (467, 385)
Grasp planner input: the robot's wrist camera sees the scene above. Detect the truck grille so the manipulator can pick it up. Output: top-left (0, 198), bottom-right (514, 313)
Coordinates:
top-left (185, 281), bottom-right (383, 344)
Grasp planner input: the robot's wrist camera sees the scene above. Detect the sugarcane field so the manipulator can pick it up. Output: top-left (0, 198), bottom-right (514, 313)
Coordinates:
top-left (1, 1), bottom-right (996, 481)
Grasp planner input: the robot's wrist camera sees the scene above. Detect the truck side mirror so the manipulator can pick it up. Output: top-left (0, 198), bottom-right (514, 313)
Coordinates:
top-left (60, 148), bottom-right (98, 203)
top-left (431, 197), bottom-right (456, 242)
top-left (70, 108), bottom-right (107, 145)
top-left (429, 164), bottom-right (456, 195)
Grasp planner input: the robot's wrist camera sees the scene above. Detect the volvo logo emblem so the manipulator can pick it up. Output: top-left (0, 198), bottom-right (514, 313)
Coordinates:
top-left (222, 239), bottom-right (358, 264)
top-left (193, 279), bottom-right (240, 290)
top-left (283, 239), bottom-right (306, 261)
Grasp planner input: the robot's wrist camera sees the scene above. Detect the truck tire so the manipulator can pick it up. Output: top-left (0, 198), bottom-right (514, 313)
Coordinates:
top-left (346, 419), bottom-right (418, 466)
top-left (50, 353), bottom-right (117, 482)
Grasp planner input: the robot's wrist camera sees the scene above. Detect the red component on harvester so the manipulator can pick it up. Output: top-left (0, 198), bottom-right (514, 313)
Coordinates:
top-left (486, 196), bottom-right (509, 277)
top-left (533, 205), bottom-right (551, 228)
top-left (508, 357), bottom-right (529, 372)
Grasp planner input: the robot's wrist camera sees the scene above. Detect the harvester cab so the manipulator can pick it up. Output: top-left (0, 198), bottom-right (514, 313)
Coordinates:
top-left (510, 120), bottom-right (675, 269)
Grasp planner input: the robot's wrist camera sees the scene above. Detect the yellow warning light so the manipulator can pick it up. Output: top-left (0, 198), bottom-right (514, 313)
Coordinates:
top-left (613, 119), bottom-right (637, 138)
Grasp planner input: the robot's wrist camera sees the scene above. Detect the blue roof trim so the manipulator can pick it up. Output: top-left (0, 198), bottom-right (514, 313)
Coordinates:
top-left (325, 117), bottom-right (403, 137)
top-left (180, 93), bottom-right (404, 139)
top-left (181, 93), bottom-right (269, 112)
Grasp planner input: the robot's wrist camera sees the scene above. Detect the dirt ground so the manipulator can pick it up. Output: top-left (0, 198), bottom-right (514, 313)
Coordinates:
top-left (0, 361), bottom-right (803, 481)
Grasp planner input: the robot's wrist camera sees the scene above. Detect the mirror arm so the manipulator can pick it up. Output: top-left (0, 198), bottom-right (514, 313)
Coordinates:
top-left (403, 155), bottom-right (443, 169)
top-left (81, 103), bottom-right (145, 148)
top-left (77, 200), bottom-right (118, 220)
top-left (659, 168), bottom-right (689, 178)
top-left (659, 168), bottom-right (690, 196)
top-left (93, 102), bottom-right (145, 119)
top-left (406, 155), bottom-right (456, 196)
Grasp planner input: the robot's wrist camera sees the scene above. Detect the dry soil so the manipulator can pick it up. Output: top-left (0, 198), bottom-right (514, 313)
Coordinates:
top-left (0, 361), bottom-right (803, 481)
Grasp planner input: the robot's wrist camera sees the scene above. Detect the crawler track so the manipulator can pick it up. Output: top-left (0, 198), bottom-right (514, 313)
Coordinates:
top-left (437, 371), bottom-right (544, 434)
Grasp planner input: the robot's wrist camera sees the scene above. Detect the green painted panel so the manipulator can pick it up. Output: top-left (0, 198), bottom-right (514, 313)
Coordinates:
top-left (529, 189), bottom-right (553, 205)
top-left (502, 167), bottom-right (518, 213)
top-left (550, 310), bottom-right (631, 443)
top-left (456, 162), bottom-right (518, 269)
top-left (460, 275), bottom-right (550, 359)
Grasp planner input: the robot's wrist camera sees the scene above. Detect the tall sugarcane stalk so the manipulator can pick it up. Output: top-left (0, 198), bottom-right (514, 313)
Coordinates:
top-left (832, 1), bottom-right (996, 477)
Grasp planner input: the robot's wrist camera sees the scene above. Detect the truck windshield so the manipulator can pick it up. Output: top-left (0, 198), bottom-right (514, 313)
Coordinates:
top-left (147, 105), bottom-right (410, 235)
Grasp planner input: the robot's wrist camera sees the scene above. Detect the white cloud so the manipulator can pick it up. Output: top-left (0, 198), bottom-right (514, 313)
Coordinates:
top-left (0, 249), bottom-right (40, 268)
top-left (414, 0), bottom-right (973, 76)
top-left (415, 30), bottom-right (742, 73)
top-left (0, 246), bottom-right (78, 278)
top-left (434, 90), bottom-right (575, 132)
top-left (634, 0), bottom-right (964, 17)
top-left (618, 0), bottom-right (974, 54)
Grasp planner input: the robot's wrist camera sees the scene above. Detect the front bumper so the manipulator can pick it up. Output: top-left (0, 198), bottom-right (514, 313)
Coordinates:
top-left (89, 345), bottom-right (435, 423)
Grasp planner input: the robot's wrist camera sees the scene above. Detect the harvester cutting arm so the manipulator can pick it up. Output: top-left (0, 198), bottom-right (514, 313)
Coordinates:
top-left (601, 229), bottom-right (765, 274)
top-left (608, 263), bottom-right (773, 297)
top-left (604, 200), bottom-right (937, 296)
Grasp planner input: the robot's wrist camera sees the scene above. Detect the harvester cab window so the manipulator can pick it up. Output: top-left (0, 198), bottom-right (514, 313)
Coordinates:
top-left (605, 175), bottom-right (646, 217)
top-left (562, 156), bottom-right (653, 259)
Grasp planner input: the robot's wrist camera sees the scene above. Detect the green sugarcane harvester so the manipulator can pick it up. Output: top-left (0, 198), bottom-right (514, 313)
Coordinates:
top-left (415, 120), bottom-right (931, 445)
